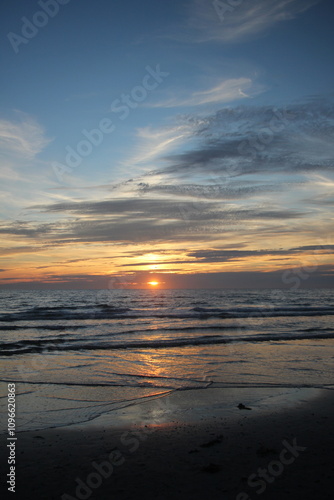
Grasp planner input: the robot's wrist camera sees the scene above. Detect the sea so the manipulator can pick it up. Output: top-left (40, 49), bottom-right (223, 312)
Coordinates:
top-left (0, 288), bottom-right (333, 432)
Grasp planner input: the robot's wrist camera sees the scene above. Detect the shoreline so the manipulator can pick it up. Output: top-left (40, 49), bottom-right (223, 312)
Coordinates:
top-left (1, 387), bottom-right (333, 499)
top-left (1, 378), bottom-right (332, 434)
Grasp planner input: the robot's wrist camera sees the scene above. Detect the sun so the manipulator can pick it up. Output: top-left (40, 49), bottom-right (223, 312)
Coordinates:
top-left (147, 281), bottom-right (159, 286)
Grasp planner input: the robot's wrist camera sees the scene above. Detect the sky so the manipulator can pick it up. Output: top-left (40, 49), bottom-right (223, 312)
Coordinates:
top-left (0, 0), bottom-right (333, 289)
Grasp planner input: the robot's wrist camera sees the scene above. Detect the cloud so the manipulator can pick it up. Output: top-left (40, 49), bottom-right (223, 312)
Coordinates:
top-left (0, 112), bottom-right (52, 159)
top-left (30, 198), bottom-right (304, 221)
top-left (137, 181), bottom-right (283, 200)
top-left (0, 113), bottom-right (59, 219)
top-left (0, 196), bottom-right (303, 248)
top-left (150, 78), bottom-right (261, 108)
top-left (2, 97), bottom-right (327, 247)
top-left (187, 0), bottom-right (321, 43)
top-left (0, 245), bottom-right (49, 256)
top-left (120, 243), bottom-right (334, 266)
top-left (1, 98), bottom-right (332, 259)
top-left (188, 245), bottom-right (334, 263)
top-left (156, 98), bottom-right (334, 178)
top-left (121, 124), bottom-right (194, 168)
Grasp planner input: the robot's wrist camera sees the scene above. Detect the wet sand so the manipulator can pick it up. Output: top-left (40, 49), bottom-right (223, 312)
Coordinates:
top-left (1, 387), bottom-right (334, 499)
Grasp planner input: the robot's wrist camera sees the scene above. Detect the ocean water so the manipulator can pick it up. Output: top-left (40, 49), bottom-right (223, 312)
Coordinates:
top-left (0, 288), bottom-right (333, 431)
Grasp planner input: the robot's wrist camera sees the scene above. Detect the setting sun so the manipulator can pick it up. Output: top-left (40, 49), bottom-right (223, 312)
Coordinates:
top-left (147, 281), bottom-right (159, 286)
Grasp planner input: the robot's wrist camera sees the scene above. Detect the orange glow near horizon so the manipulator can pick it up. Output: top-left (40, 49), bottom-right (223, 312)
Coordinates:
top-left (1, 234), bottom-right (333, 287)
top-left (147, 281), bottom-right (159, 286)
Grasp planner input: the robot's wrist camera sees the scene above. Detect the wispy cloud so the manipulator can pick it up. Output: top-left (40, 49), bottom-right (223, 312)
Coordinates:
top-left (149, 78), bottom-right (261, 108)
top-left (121, 124), bottom-right (194, 168)
top-left (0, 112), bottom-right (52, 159)
top-left (187, 0), bottom-right (321, 43)
top-left (0, 113), bottom-right (54, 219)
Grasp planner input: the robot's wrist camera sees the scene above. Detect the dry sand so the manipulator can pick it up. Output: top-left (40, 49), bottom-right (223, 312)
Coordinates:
top-left (1, 387), bottom-right (334, 499)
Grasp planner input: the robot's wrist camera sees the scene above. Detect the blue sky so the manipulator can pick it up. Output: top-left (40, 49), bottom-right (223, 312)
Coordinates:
top-left (0, 0), bottom-right (333, 288)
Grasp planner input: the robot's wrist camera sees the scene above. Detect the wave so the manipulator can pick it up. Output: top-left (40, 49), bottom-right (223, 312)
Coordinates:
top-left (0, 324), bottom-right (90, 331)
top-left (0, 305), bottom-right (130, 322)
top-left (1, 304), bottom-right (334, 322)
top-left (192, 305), bottom-right (334, 318)
top-left (0, 323), bottom-right (245, 334)
top-left (1, 331), bottom-right (334, 356)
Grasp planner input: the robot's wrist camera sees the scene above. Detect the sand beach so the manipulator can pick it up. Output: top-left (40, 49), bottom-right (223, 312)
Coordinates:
top-left (2, 386), bottom-right (333, 500)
